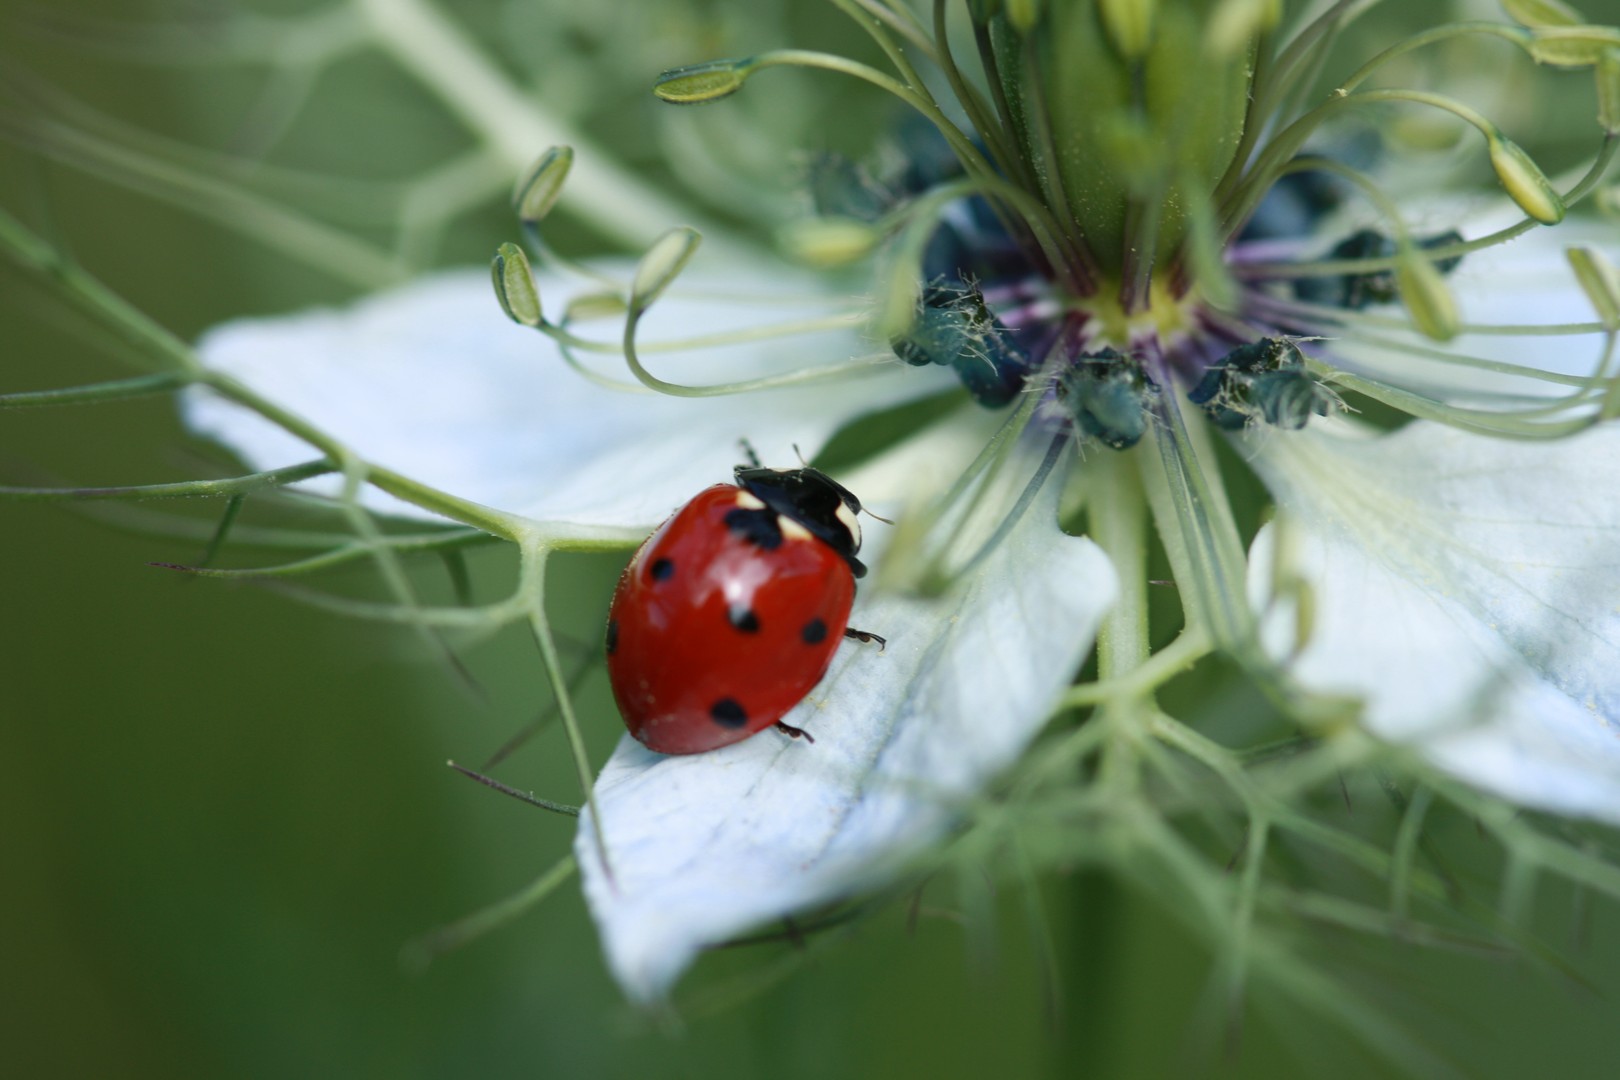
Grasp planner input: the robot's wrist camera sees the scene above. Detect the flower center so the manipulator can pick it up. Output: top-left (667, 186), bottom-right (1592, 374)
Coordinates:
top-left (1069, 274), bottom-right (1199, 353)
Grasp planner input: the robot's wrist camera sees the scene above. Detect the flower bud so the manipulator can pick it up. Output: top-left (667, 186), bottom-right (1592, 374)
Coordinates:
top-left (1567, 246), bottom-right (1620, 331)
top-left (778, 218), bottom-right (879, 267)
top-left (1599, 49), bottom-right (1620, 132)
top-left (1396, 248), bottom-right (1460, 342)
top-left (653, 59), bottom-right (753, 104)
top-left (564, 291), bottom-right (628, 324)
top-left (1487, 133), bottom-right (1566, 224)
top-left (1502, 0), bottom-right (1585, 28)
top-left (512, 146), bottom-right (573, 224)
top-left (491, 243), bottom-right (542, 327)
top-left (631, 228), bottom-right (701, 313)
top-left (1528, 26), bottom-right (1620, 68)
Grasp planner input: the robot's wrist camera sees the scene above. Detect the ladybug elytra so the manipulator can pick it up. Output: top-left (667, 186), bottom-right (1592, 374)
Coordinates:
top-left (605, 454), bottom-right (883, 755)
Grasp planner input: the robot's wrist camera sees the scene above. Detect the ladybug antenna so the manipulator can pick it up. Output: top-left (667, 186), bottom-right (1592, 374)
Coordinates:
top-left (861, 506), bottom-right (895, 525)
top-left (791, 442), bottom-right (809, 467)
top-left (737, 437), bottom-right (762, 469)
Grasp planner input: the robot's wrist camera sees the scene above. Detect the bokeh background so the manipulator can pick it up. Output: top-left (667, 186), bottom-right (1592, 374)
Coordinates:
top-left (4, 1), bottom-right (1620, 1076)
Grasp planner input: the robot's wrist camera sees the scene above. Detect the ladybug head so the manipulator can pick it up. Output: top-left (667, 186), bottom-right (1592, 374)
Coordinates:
top-left (734, 465), bottom-right (866, 577)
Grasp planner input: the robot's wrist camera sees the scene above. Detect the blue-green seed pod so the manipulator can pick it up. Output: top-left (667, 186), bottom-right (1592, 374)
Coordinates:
top-left (890, 281), bottom-right (1033, 408)
top-left (1058, 348), bottom-right (1160, 450)
top-left (1190, 338), bottom-right (1331, 430)
top-left (1249, 369), bottom-right (1333, 430)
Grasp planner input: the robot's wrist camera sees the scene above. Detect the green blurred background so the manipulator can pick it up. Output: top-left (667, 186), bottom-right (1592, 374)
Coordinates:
top-left (4, 1), bottom-right (1620, 1076)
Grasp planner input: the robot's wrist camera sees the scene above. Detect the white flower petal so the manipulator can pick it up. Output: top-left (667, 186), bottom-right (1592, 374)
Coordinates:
top-left (575, 445), bottom-right (1117, 1001)
top-left (1248, 420), bottom-right (1620, 821)
top-left (184, 269), bottom-right (946, 528)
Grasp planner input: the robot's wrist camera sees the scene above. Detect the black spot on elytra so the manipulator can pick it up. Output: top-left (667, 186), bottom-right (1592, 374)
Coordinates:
top-left (605, 619), bottom-right (619, 655)
top-left (710, 697), bottom-right (748, 728)
top-left (728, 605), bottom-right (761, 633)
top-left (801, 617), bottom-right (828, 645)
top-left (723, 507), bottom-right (783, 550)
top-left (649, 557), bottom-right (674, 581)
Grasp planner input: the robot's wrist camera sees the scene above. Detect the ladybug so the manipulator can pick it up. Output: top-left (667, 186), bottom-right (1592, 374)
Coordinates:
top-left (605, 449), bottom-right (885, 755)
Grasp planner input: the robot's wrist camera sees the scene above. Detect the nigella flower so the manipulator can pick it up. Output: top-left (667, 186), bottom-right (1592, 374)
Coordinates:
top-left (84, 0), bottom-right (1620, 1010)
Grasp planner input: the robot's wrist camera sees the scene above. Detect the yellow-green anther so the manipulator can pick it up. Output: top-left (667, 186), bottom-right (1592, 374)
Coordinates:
top-left (1568, 247), bottom-right (1620, 331)
top-left (1528, 26), bottom-right (1620, 67)
top-left (631, 227), bottom-right (702, 313)
top-left (653, 59), bottom-right (753, 105)
top-left (1598, 49), bottom-right (1620, 131)
top-left (512, 146), bottom-right (573, 224)
top-left (1501, 0), bottom-right (1585, 28)
top-left (1396, 247), bottom-right (1460, 342)
top-left (1487, 133), bottom-right (1566, 224)
top-left (1006, 0), bottom-right (1043, 32)
top-left (491, 243), bottom-right (543, 327)
top-left (1099, 0), bottom-right (1156, 59)
top-left (563, 291), bottom-right (629, 324)
top-left (878, 269), bottom-right (921, 343)
top-left (1208, 0), bottom-right (1282, 57)
top-left (778, 218), bottom-right (878, 268)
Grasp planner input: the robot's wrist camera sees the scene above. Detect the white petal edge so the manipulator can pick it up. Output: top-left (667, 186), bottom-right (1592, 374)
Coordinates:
top-left (1248, 419), bottom-right (1620, 822)
top-left (575, 440), bottom-right (1118, 1002)
top-left (184, 268), bottom-right (949, 528)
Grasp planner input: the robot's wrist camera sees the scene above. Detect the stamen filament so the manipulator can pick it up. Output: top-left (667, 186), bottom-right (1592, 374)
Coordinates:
top-left (1235, 135), bottom-right (1619, 280)
top-left (1336, 22), bottom-right (1532, 95)
top-left (748, 50), bottom-right (995, 183)
top-left (931, 0), bottom-right (1031, 190)
top-left (1312, 366), bottom-right (1600, 438)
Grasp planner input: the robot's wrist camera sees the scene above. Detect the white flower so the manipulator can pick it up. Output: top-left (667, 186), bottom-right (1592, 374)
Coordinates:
top-left (44, 0), bottom-right (1620, 1008)
top-left (187, 260), bottom-right (1119, 1000)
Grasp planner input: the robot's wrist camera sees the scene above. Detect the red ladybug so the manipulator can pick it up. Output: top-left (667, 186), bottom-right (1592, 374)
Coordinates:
top-left (605, 455), bottom-right (884, 755)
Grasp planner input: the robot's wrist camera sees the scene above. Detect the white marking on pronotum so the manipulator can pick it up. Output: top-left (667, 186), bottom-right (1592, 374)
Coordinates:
top-left (736, 491), bottom-right (766, 510)
top-left (779, 516), bottom-right (813, 542)
top-left (834, 501), bottom-right (861, 549)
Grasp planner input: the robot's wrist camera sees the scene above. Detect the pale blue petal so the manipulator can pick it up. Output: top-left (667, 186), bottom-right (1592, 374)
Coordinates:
top-left (576, 442), bottom-right (1117, 1001)
top-left (1250, 420), bottom-right (1620, 821)
top-left (185, 269), bottom-right (945, 527)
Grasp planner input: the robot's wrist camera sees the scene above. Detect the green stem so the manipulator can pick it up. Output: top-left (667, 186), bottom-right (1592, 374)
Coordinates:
top-left (201, 372), bottom-right (532, 540)
top-left (522, 543), bottom-right (615, 884)
top-left (0, 372), bottom-right (191, 409)
top-left (400, 853), bottom-right (577, 970)
top-left (1091, 449), bottom-right (1149, 681)
top-left (0, 208), bottom-right (202, 375)
top-left (0, 460), bottom-right (331, 501)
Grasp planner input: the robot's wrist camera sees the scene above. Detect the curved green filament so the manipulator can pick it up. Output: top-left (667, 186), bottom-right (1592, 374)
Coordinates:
top-left (748, 50), bottom-right (994, 184)
top-left (1336, 22), bottom-right (1532, 94)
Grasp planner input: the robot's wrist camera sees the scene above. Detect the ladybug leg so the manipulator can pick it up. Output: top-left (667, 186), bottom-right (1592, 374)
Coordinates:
top-left (844, 627), bottom-right (887, 653)
top-left (737, 437), bottom-right (762, 469)
top-left (774, 721), bottom-right (816, 744)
